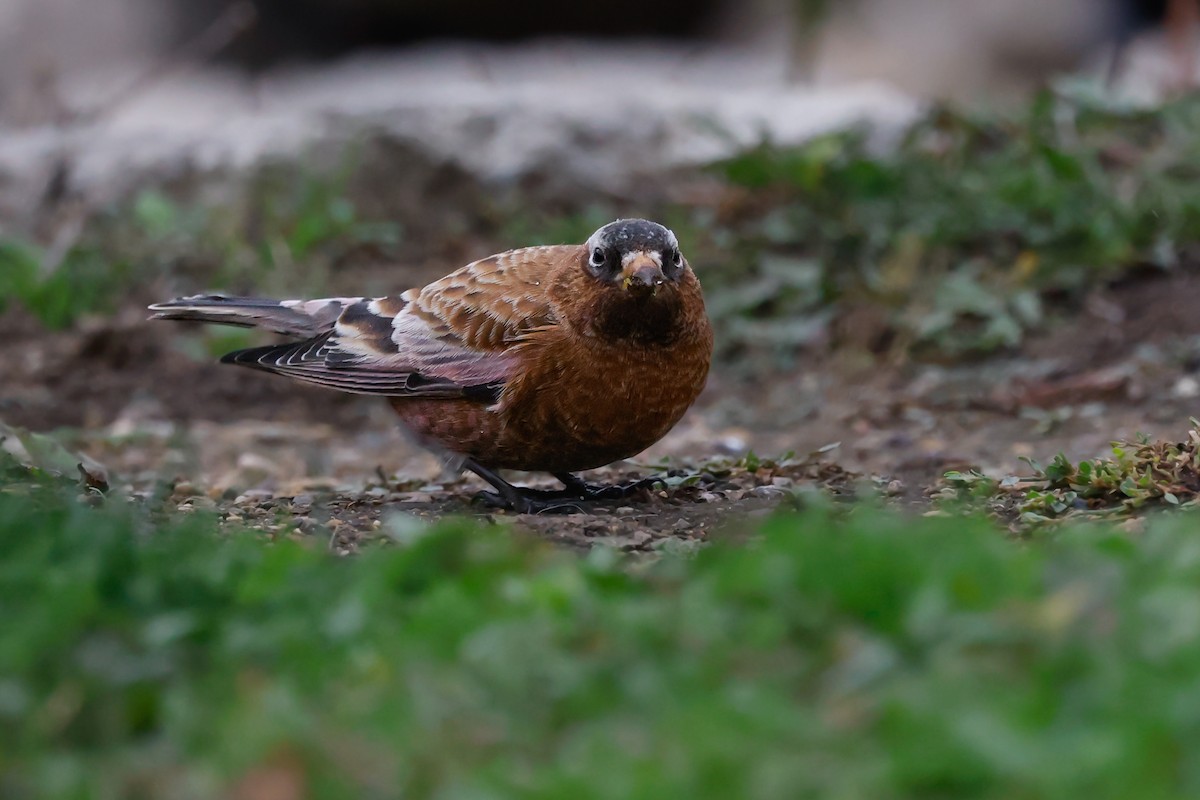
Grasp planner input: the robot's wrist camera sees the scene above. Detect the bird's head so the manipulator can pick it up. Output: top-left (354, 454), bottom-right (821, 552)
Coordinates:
top-left (582, 219), bottom-right (687, 296)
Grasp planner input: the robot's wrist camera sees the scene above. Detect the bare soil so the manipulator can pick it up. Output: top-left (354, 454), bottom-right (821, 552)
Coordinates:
top-left (4, 269), bottom-right (1200, 551)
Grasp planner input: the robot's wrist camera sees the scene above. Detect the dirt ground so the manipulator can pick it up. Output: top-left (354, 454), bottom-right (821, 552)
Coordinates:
top-left (4, 267), bottom-right (1200, 551)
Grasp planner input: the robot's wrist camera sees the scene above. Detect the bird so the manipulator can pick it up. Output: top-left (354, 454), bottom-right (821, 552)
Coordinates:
top-left (149, 218), bottom-right (714, 513)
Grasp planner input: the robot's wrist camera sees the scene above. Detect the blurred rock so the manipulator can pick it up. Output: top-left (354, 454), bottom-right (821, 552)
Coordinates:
top-left (177, 0), bottom-right (725, 68)
top-left (796, 0), bottom-right (1119, 100)
top-left (3, 0), bottom-right (1186, 236)
top-left (0, 44), bottom-right (920, 231)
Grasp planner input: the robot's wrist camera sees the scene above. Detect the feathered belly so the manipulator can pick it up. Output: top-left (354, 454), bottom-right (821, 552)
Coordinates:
top-left (389, 338), bottom-right (710, 473)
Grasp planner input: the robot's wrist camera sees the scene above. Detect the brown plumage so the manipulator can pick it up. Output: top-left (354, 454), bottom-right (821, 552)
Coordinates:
top-left (149, 218), bottom-right (713, 512)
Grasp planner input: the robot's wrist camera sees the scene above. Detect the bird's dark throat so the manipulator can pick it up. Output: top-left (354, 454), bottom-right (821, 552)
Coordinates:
top-left (588, 290), bottom-right (684, 346)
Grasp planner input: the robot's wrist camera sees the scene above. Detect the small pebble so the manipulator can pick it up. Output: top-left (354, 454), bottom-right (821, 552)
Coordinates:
top-left (297, 517), bottom-right (321, 533)
top-left (615, 506), bottom-right (637, 516)
top-left (1174, 376), bottom-right (1200, 399)
top-left (717, 434), bottom-right (748, 453)
top-left (234, 490), bottom-right (273, 505)
top-left (595, 532), bottom-right (651, 551)
top-left (625, 531), bottom-right (652, 549)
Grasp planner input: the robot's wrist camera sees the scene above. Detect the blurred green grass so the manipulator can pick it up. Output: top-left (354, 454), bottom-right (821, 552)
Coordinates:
top-left (4, 90), bottom-right (1200, 360)
top-left (509, 90), bottom-right (1200, 361)
top-left (0, 172), bottom-right (400, 331)
top-left (5, 478), bottom-right (1200, 798)
top-left (705, 89), bottom-right (1200, 356)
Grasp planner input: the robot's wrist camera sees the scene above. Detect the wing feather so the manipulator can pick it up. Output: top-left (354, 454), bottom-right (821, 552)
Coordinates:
top-left (218, 245), bottom-right (571, 398)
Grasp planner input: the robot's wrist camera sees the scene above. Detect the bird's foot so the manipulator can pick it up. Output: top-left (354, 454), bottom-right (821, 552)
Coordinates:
top-left (553, 472), bottom-right (663, 501)
top-left (463, 459), bottom-right (666, 514)
top-left (472, 489), bottom-right (587, 515)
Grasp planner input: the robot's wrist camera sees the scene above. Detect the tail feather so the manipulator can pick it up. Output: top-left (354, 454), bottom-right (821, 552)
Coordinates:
top-left (148, 294), bottom-right (363, 337)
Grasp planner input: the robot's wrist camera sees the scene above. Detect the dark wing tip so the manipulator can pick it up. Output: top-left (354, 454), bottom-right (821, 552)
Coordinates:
top-left (219, 341), bottom-right (302, 368)
top-left (218, 348), bottom-right (247, 365)
top-left (148, 294), bottom-right (230, 310)
top-left (217, 338), bottom-right (502, 399)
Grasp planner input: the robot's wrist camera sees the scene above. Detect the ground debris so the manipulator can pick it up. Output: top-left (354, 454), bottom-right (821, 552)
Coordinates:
top-left (935, 419), bottom-right (1200, 531)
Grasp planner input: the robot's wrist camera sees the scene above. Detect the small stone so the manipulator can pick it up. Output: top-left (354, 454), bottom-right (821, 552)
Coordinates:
top-left (615, 506), bottom-right (637, 516)
top-left (625, 531), bottom-right (652, 549)
top-left (717, 434), bottom-right (748, 453)
top-left (653, 537), bottom-right (703, 554)
top-left (595, 532), bottom-right (652, 551)
top-left (751, 486), bottom-right (788, 500)
top-left (884, 479), bottom-right (906, 496)
top-left (297, 517), bottom-right (321, 533)
top-left (291, 493), bottom-right (314, 510)
top-left (699, 492), bottom-right (720, 503)
top-left (771, 477), bottom-right (794, 488)
top-left (1174, 376), bottom-right (1200, 399)
top-left (234, 489), bottom-right (273, 505)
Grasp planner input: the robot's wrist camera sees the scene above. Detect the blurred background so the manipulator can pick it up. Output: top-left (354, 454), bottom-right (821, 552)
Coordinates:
top-left (0, 0), bottom-right (1184, 126)
top-left (1, 0), bottom-right (1199, 506)
top-left (7, 6), bottom-right (1200, 796)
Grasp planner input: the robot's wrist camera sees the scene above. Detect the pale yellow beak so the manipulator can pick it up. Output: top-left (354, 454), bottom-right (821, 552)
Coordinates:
top-left (620, 252), bottom-right (666, 292)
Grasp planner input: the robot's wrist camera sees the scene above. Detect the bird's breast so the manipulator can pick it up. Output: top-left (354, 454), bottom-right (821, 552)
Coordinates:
top-left (494, 318), bottom-right (712, 472)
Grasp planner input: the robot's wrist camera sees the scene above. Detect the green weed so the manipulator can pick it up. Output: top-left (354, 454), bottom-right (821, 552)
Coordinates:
top-left (6, 477), bottom-right (1200, 797)
top-left (0, 240), bottom-right (132, 330)
top-left (0, 171), bottom-right (400, 331)
top-left (939, 420), bottom-right (1200, 530)
top-left (711, 90), bottom-right (1200, 357)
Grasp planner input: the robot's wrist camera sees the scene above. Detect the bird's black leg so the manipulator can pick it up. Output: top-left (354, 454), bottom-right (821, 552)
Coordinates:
top-left (553, 472), bottom-right (662, 501)
top-left (464, 460), bottom-right (586, 514)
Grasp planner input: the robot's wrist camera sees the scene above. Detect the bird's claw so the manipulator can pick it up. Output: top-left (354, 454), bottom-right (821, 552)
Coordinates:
top-left (555, 473), bottom-right (662, 501)
top-left (471, 490), bottom-right (587, 515)
top-left (466, 463), bottom-right (667, 515)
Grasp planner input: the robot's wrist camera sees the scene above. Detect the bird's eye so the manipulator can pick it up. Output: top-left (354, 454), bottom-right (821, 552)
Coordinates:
top-left (671, 250), bottom-right (683, 268)
top-left (590, 248), bottom-right (606, 268)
